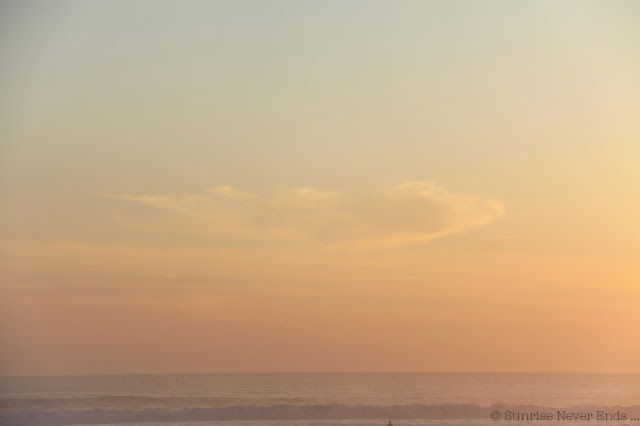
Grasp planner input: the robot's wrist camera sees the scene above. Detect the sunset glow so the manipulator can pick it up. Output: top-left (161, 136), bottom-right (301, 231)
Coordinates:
top-left (1, 0), bottom-right (639, 376)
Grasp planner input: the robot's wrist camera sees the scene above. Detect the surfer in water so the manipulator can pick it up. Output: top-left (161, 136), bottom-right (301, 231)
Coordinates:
top-left (387, 422), bottom-right (393, 426)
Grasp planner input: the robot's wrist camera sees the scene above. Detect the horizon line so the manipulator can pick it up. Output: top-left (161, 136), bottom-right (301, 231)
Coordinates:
top-left (2, 370), bottom-right (639, 379)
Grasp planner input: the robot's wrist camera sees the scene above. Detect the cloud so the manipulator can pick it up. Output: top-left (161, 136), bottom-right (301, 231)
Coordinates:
top-left (104, 181), bottom-right (504, 249)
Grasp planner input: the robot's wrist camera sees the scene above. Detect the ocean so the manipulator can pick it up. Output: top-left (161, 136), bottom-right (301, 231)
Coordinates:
top-left (0, 373), bottom-right (638, 426)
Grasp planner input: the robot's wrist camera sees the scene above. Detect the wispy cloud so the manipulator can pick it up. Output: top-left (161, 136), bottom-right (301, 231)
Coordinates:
top-left (104, 181), bottom-right (504, 249)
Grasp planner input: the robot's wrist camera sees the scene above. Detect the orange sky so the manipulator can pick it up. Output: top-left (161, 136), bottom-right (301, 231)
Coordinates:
top-left (1, 0), bottom-right (639, 376)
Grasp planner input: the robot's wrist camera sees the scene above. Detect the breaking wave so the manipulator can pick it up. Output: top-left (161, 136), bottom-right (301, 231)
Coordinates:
top-left (1, 401), bottom-right (639, 426)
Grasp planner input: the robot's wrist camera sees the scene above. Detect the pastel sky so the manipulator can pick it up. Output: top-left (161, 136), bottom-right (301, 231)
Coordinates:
top-left (1, 0), bottom-right (639, 376)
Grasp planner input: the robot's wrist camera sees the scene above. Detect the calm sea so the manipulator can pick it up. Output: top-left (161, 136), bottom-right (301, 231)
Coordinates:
top-left (1, 373), bottom-right (638, 426)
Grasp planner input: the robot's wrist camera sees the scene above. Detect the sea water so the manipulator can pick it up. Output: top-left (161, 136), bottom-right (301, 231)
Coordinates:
top-left (1, 373), bottom-right (638, 426)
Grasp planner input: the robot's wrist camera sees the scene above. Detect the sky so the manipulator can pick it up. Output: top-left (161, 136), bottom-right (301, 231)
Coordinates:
top-left (1, 0), bottom-right (639, 376)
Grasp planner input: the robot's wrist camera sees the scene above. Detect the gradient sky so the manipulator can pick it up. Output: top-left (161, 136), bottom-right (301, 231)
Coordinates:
top-left (1, 0), bottom-right (639, 376)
